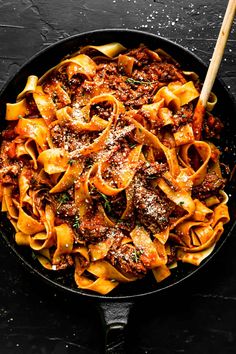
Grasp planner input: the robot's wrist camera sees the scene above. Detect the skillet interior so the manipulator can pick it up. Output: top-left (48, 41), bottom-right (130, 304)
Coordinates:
top-left (0, 29), bottom-right (236, 300)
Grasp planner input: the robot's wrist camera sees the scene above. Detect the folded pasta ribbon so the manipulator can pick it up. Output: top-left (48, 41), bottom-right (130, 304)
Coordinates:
top-left (33, 86), bottom-right (56, 125)
top-left (80, 42), bottom-right (126, 58)
top-left (130, 225), bottom-right (167, 268)
top-left (38, 148), bottom-right (84, 193)
top-left (176, 197), bottom-right (229, 265)
top-left (38, 148), bottom-right (69, 174)
top-left (38, 54), bottom-right (97, 84)
top-left (118, 54), bottom-right (135, 76)
top-left (179, 141), bottom-right (212, 186)
top-left (5, 75), bottom-right (40, 121)
top-left (154, 81), bottom-right (199, 110)
top-left (70, 94), bottom-right (124, 157)
top-left (124, 112), bottom-right (180, 177)
top-left (91, 144), bottom-right (142, 196)
top-left (17, 75), bottom-right (39, 101)
top-left (15, 117), bottom-right (49, 151)
top-left (53, 223), bottom-right (75, 264)
top-left (157, 170), bottom-right (195, 218)
top-left (18, 204), bottom-right (56, 251)
top-left (74, 258), bottom-right (136, 295)
top-left (17, 207), bottom-right (45, 235)
top-left (6, 99), bottom-right (29, 121)
top-left (43, 81), bottom-right (71, 107)
top-left (56, 106), bottom-right (108, 132)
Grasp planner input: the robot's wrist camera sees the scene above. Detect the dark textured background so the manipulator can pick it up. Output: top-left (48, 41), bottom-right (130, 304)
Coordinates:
top-left (0, 1), bottom-right (235, 353)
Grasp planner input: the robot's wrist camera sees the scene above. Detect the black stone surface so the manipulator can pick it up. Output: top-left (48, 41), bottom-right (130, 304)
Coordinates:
top-left (0, 1), bottom-right (235, 353)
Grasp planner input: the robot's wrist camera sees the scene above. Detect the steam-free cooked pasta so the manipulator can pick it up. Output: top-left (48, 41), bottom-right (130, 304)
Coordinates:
top-left (0, 43), bottom-right (229, 294)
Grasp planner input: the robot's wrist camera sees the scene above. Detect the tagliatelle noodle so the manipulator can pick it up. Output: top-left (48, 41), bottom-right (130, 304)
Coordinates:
top-left (0, 42), bottom-right (230, 295)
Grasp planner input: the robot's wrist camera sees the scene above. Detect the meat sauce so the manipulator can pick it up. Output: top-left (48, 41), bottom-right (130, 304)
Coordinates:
top-left (0, 44), bottom-right (227, 286)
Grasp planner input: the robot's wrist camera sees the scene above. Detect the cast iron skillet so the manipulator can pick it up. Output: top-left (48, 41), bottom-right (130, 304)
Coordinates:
top-left (0, 29), bottom-right (236, 353)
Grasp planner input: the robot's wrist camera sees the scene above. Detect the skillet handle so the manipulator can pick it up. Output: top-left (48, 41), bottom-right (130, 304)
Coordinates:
top-left (98, 301), bottom-right (133, 353)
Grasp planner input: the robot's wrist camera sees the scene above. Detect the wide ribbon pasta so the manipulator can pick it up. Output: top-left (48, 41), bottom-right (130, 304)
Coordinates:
top-left (0, 43), bottom-right (229, 295)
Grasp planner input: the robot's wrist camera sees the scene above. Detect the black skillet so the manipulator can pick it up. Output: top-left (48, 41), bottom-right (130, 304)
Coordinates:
top-left (0, 29), bottom-right (236, 353)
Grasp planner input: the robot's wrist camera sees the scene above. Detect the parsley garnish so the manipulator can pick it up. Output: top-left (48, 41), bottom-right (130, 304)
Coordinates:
top-left (132, 249), bottom-right (139, 263)
top-left (126, 78), bottom-right (157, 85)
top-left (31, 251), bottom-right (37, 261)
top-left (132, 249), bottom-right (144, 263)
top-left (99, 192), bottom-right (111, 212)
top-left (128, 142), bottom-right (137, 149)
top-left (146, 175), bottom-right (157, 180)
top-left (67, 159), bottom-right (75, 166)
top-left (85, 157), bottom-right (93, 169)
top-left (57, 193), bottom-right (70, 210)
top-left (179, 201), bottom-right (185, 206)
top-left (73, 215), bottom-right (80, 229)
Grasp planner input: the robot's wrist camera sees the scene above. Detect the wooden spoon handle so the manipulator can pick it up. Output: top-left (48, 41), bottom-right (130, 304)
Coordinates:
top-left (193, 0), bottom-right (236, 140)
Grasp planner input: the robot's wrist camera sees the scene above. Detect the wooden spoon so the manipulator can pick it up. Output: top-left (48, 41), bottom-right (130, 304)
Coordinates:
top-left (192, 0), bottom-right (236, 140)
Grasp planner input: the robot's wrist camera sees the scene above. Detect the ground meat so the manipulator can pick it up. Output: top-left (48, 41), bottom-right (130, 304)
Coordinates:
top-left (124, 91), bottom-right (152, 108)
top-left (0, 163), bottom-right (21, 184)
top-left (79, 223), bottom-right (109, 242)
top-left (91, 48), bottom-right (187, 110)
top-left (50, 124), bottom-right (98, 151)
top-left (134, 181), bottom-right (175, 233)
top-left (79, 214), bottom-right (112, 243)
top-left (138, 161), bottom-right (168, 178)
top-left (171, 104), bottom-right (194, 132)
top-left (107, 234), bottom-right (147, 276)
top-left (192, 171), bottom-right (226, 200)
top-left (1, 124), bottom-right (17, 140)
top-left (57, 202), bottom-right (77, 217)
top-left (126, 46), bottom-right (150, 65)
top-left (133, 62), bottom-right (185, 85)
top-left (167, 245), bottom-right (177, 265)
top-left (203, 115), bottom-right (224, 139)
top-left (53, 254), bottom-right (74, 270)
top-left (0, 142), bottom-right (24, 184)
top-left (90, 102), bottom-right (113, 120)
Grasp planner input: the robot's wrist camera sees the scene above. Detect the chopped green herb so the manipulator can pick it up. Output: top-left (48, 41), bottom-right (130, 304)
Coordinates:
top-left (146, 175), bottom-right (157, 180)
top-left (99, 192), bottom-right (111, 212)
top-left (129, 142), bottom-right (136, 148)
top-left (132, 249), bottom-right (144, 263)
top-left (132, 249), bottom-right (139, 263)
top-left (57, 193), bottom-right (70, 210)
top-left (85, 157), bottom-right (93, 169)
top-left (138, 127), bottom-right (143, 133)
top-left (67, 159), bottom-right (75, 166)
top-left (31, 251), bottom-right (37, 261)
top-left (18, 115), bottom-right (23, 119)
top-left (73, 215), bottom-right (80, 229)
top-left (126, 78), bottom-right (157, 85)
top-left (179, 201), bottom-right (185, 206)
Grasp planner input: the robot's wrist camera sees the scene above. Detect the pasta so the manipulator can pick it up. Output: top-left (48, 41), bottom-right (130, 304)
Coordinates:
top-left (0, 42), bottom-right (230, 295)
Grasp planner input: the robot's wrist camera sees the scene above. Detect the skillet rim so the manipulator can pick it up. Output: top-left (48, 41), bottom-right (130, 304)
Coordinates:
top-left (0, 28), bottom-right (235, 301)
